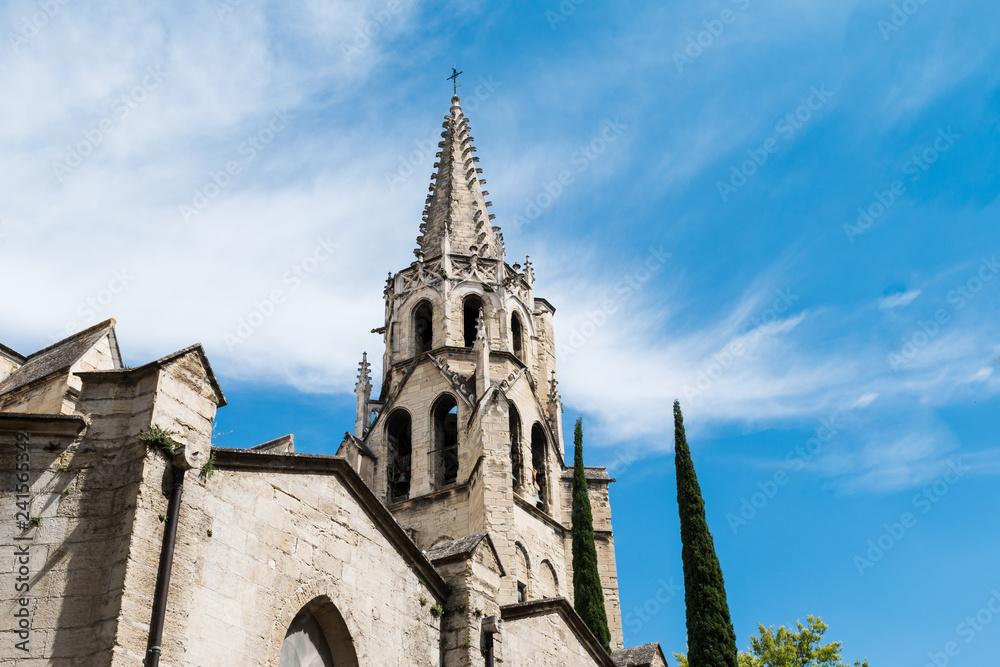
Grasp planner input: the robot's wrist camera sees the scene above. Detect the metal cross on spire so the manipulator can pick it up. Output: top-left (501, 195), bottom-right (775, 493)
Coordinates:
top-left (447, 67), bottom-right (463, 95)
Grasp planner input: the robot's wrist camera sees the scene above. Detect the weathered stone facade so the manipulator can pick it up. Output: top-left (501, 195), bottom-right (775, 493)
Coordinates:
top-left (1, 94), bottom-right (667, 666)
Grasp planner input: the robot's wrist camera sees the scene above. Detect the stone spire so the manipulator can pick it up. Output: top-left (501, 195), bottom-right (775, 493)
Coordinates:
top-left (417, 95), bottom-right (498, 262)
top-left (354, 352), bottom-right (372, 438)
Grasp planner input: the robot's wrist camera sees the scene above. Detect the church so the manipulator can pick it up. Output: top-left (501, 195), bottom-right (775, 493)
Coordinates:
top-left (0, 94), bottom-right (669, 666)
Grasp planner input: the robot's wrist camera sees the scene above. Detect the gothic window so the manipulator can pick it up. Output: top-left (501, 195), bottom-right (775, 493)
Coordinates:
top-left (386, 410), bottom-right (412, 503)
top-left (509, 405), bottom-right (523, 492)
top-left (279, 598), bottom-right (358, 667)
top-left (433, 394), bottom-right (459, 486)
top-left (511, 312), bottom-right (524, 361)
top-left (463, 294), bottom-right (484, 347)
top-left (530, 423), bottom-right (548, 512)
top-left (514, 542), bottom-right (530, 601)
top-left (414, 301), bottom-right (433, 354)
top-left (539, 560), bottom-right (559, 598)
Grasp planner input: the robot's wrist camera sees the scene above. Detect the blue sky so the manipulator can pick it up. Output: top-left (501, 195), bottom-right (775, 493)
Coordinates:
top-left (2, 0), bottom-right (999, 663)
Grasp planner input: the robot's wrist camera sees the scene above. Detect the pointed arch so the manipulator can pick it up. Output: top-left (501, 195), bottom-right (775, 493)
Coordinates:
top-left (514, 542), bottom-right (531, 602)
top-left (280, 596), bottom-right (358, 667)
top-left (385, 409), bottom-right (412, 503)
top-left (510, 311), bottom-right (524, 362)
top-left (530, 423), bottom-right (548, 512)
top-left (509, 404), bottom-right (523, 493)
top-left (463, 294), bottom-right (485, 347)
top-left (413, 300), bottom-right (434, 354)
top-left (432, 393), bottom-right (459, 486)
top-left (538, 559), bottom-right (559, 598)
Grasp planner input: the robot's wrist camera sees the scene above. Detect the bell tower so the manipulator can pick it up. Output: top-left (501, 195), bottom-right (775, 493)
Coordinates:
top-left (340, 93), bottom-right (624, 647)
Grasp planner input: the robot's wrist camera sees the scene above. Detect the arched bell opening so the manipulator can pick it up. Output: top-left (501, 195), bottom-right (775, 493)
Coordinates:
top-left (433, 394), bottom-right (459, 486)
top-left (463, 294), bottom-right (485, 347)
top-left (530, 423), bottom-right (548, 512)
top-left (385, 410), bottom-right (412, 503)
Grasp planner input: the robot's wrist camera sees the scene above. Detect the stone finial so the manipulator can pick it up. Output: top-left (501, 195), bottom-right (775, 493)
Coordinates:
top-left (524, 256), bottom-right (534, 287)
top-left (354, 352), bottom-right (372, 438)
top-left (547, 370), bottom-right (559, 403)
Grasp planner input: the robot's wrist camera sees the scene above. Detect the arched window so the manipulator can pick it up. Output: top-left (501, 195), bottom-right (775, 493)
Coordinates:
top-left (530, 423), bottom-right (548, 512)
top-left (433, 394), bottom-right (459, 486)
top-left (511, 312), bottom-right (524, 361)
top-left (509, 405), bottom-right (523, 493)
top-left (414, 301), bottom-right (433, 354)
top-left (386, 410), bottom-right (411, 502)
top-left (463, 294), bottom-right (484, 347)
top-left (280, 598), bottom-right (358, 667)
top-left (514, 543), bottom-right (531, 602)
top-left (539, 560), bottom-right (559, 598)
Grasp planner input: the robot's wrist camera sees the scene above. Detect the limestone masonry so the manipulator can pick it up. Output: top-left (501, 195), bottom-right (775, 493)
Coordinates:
top-left (1, 95), bottom-right (668, 666)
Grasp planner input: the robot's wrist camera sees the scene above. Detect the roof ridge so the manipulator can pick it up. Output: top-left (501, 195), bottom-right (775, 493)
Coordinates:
top-left (25, 318), bottom-right (116, 361)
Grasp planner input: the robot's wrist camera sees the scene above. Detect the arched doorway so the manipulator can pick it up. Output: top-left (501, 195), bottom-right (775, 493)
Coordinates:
top-left (279, 597), bottom-right (358, 667)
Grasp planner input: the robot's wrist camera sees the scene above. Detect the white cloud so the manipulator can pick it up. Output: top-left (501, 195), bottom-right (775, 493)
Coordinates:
top-left (878, 289), bottom-right (921, 310)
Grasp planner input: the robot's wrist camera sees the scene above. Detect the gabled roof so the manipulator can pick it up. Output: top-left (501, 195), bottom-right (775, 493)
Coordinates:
top-left (417, 95), bottom-right (499, 262)
top-left (502, 597), bottom-right (617, 667)
top-left (0, 319), bottom-right (121, 396)
top-left (612, 642), bottom-right (670, 667)
top-left (425, 531), bottom-right (507, 576)
top-left (0, 342), bottom-right (25, 363)
top-left (77, 343), bottom-right (226, 407)
top-left (210, 447), bottom-right (450, 601)
top-left (340, 431), bottom-right (376, 460)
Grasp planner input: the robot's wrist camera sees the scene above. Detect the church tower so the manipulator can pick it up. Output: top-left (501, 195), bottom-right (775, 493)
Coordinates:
top-left (339, 94), bottom-right (624, 651)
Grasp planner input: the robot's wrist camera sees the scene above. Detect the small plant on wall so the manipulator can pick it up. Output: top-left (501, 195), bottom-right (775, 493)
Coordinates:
top-left (139, 426), bottom-right (177, 456)
top-left (200, 453), bottom-right (217, 480)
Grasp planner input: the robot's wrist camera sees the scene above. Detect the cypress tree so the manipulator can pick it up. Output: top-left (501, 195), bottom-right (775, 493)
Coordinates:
top-left (673, 400), bottom-right (738, 667)
top-left (571, 417), bottom-right (612, 652)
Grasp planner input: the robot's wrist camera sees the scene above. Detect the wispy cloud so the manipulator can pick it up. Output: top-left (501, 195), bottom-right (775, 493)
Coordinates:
top-left (879, 289), bottom-right (921, 309)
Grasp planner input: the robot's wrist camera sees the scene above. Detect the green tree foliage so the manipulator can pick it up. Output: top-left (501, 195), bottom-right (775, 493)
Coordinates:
top-left (674, 400), bottom-right (738, 667)
top-left (571, 417), bottom-right (611, 652)
top-left (673, 615), bottom-right (870, 667)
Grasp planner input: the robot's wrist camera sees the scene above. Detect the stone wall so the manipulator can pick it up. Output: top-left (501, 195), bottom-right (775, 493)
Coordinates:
top-left (129, 454), bottom-right (446, 666)
top-left (502, 598), bottom-right (614, 667)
